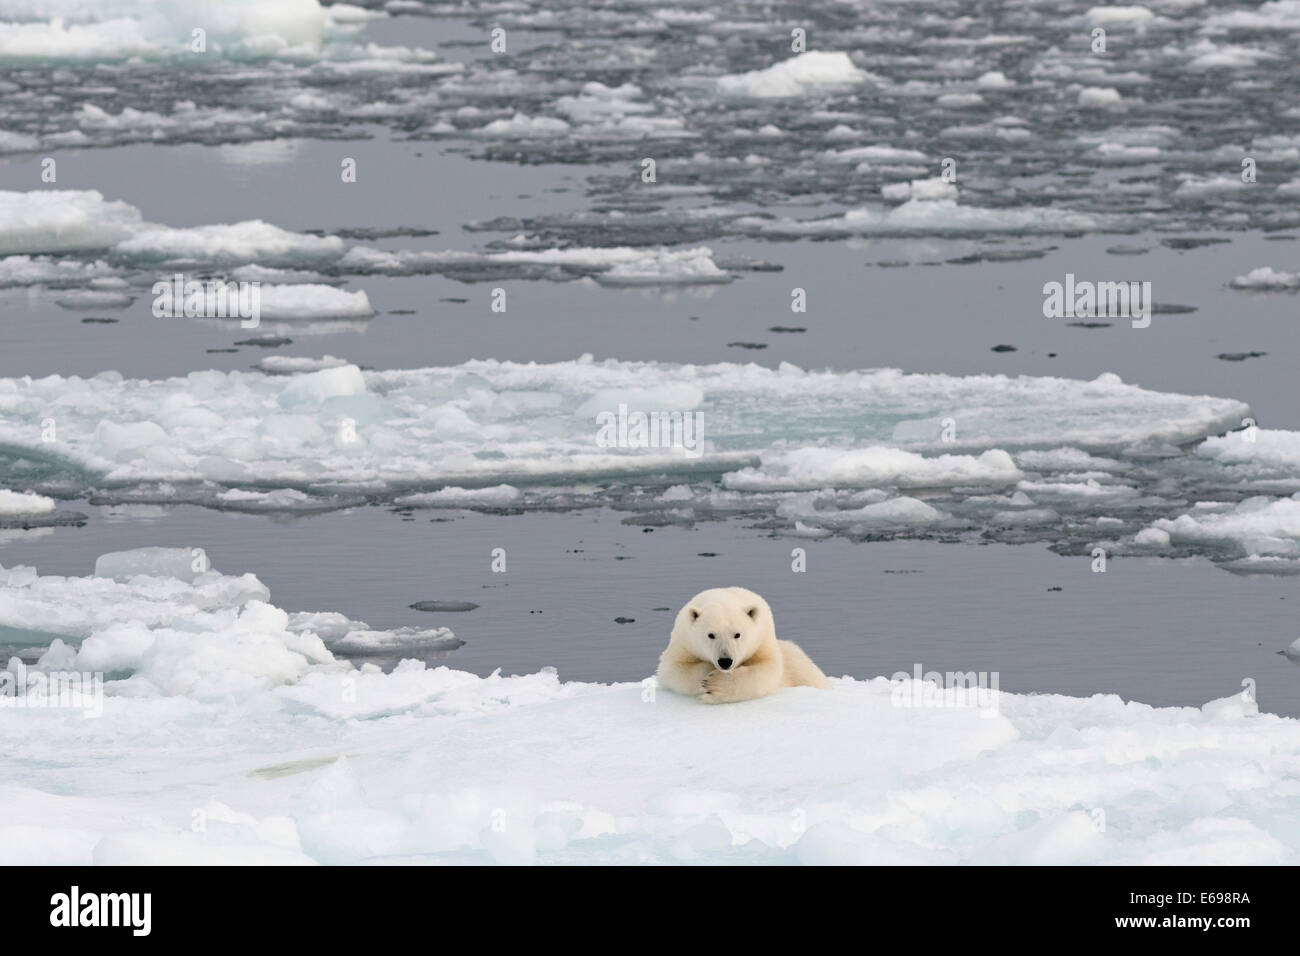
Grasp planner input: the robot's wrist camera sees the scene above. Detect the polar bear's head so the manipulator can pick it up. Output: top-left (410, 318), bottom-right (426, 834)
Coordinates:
top-left (671, 587), bottom-right (775, 670)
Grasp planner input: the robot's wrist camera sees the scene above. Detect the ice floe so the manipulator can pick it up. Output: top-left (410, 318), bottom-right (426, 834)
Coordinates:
top-left (716, 51), bottom-right (871, 99)
top-left (1, 549), bottom-right (1297, 864)
top-left (1230, 267), bottom-right (1300, 291)
top-left (2, 0), bottom-right (1299, 246)
top-left (1, 358), bottom-right (1281, 566)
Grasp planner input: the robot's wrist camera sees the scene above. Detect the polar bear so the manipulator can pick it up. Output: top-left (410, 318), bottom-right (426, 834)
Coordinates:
top-left (656, 587), bottom-right (830, 703)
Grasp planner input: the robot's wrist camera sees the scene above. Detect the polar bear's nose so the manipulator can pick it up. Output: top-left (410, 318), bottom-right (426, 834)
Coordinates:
top-left (717, 657), bottom-right (733, 670)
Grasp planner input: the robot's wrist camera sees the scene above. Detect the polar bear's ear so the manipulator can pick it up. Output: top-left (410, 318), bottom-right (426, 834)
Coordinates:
top-left (688, 607), bottom-right (700, 622)
top-left (745, 606), bottom-right (759, 620)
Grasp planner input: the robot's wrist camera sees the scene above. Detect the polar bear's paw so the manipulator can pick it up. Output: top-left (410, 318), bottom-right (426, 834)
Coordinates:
top-left (699, 669), bottom-right (739, 703)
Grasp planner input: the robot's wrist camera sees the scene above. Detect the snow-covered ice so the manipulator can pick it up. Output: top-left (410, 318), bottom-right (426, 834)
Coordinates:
top-left (736, 199), bottom-right (1101, 238)
top-left (0, 489), bottom-right (53, 514)
top-left (0, 360), bottom-right (1246, 499)
top-left (1230, 266), bottom-right (1300, 291)
top-left (0, 190), bottom-right (142, 255)
top-left (717, 52), bottom-right (871, 99)
top-left (723, 447), bottom-right (1022, 492)
top-left (0, 549), bottom-right (1297, 865)
top-left (1, 0), bottom-right (1298, 246)
top-left (4, 356), bottom-right (1288, 566)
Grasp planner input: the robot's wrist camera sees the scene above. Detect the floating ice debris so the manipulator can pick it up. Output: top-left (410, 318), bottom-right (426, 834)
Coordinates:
top-left (115, 221), bottom-right (347, 268)
top-left (0, 546), bottom-right (457, 683)
top-left (52, 290), bottom-right (133, 309)
top-left (723, 447), bottom-right (1022, 492)
top-left (0, 255), bottom-right (119, 287)
top-left (0, 490), bottom-right (53, 515)
top-left (881, 178), bottom-right (958, 202)
top-left (1078, 87), bottom-right (1123, 110)
top-left (716, 51), bottom-right (871, 99)
top-left (0, 489), bottom-right (81, 529)
top-left (0, 0), bottom-right (1296, 247)
top-left (254, 355), bottom-right (352, 374)
top-left (476, 113), bottom-right (571, 137)
top-left (328, 627), bottom-right (461, 656)
top-left (0, 360), bottom-right (1249, 492)
top-left (410, 601), bottom-right (479, 613)
top-left (779, 493), bottom-right (950, 530)
top-left (0, 190), bottom-right (142, 255)
top-left (1147, 496), bottom-right (1300, 558)
top-left (0, 358), bottom-right (1272, 566)
top-left (736, 200), bottom-right (1100, 238)
top-left (248, 285), bottom-right (373, 320)
top-left (339, 243), bottom-right (732, 285)
top-left (1230, 267), bottom-right (1300, 290)
top-left (1175, 175), bottom-right (1248, 199)
top-left (1083, 6), bottom-right (1156, 26)
top-left (395, 485), bottom-right (524, 509)
top-left (0, 129), bottom-right (38, 151)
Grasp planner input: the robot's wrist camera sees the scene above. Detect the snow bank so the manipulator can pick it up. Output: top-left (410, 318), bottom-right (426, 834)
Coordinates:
top-left (1, 551), bottom-right (1296, 864)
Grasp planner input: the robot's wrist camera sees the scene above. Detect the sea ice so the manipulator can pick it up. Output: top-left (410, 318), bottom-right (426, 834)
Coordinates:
top-left (716, 51), bottom-right (870, 99)
top-left (1, 550), bottom-right (1297, 865)
top-left (0, 489), bottom-right (53, 515)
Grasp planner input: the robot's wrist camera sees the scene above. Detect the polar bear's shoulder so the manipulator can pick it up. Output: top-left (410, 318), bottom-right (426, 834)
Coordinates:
top-left (777, 639), bottom-right (832, 690)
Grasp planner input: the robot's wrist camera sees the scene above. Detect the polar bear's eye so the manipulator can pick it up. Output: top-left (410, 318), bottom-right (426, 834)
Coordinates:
top-left (733, 633), bottom-right (740, 639)
top-left (707, 632), bottom-right (716, 639)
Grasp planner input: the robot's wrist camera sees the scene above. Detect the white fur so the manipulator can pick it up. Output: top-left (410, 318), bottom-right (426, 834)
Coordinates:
top-left (656, 587), bottom-right (830, 704)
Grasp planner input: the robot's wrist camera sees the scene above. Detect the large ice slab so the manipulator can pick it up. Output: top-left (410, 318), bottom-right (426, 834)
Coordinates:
top-left (0, 546), bottom-right (453, 664)
top-left (716, 51), bottom-right (872, 99)
top-left (0, 0), bottom-right (354, 62)
top-left (0, 360), bottom-right (1247, 494)
top-left (0, 190), bottom-right (738, 287)
top-left (0, 190), bottom-right (142, 255)
top-left (0, 550), bottom-right (1296, 864)
top-left (3, 358), bottom-right (1278, 566)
